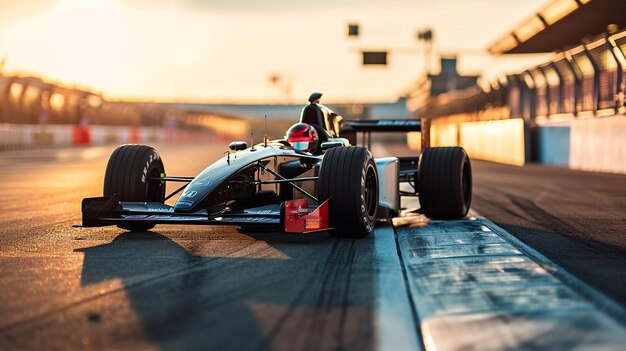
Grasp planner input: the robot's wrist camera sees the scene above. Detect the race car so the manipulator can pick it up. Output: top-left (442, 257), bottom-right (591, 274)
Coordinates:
top-left (81, 92), bottom-right (472, 238)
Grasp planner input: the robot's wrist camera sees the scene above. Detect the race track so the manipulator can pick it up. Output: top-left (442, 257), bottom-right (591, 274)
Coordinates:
top-left (384, 144), bottom-right (626, 307)
top-left (0, 143), bottom-right (624, 350)
top-left (471, 161), bottom-right (626, 306)
top-left (0, 144), bottom-right (418, 351)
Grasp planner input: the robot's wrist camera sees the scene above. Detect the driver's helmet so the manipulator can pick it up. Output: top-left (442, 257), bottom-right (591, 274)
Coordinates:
top-left (286, 123), bottom-right (319, 153)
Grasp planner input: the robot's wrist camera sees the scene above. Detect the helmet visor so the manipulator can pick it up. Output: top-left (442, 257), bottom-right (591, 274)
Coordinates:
top-left (291, 141), bottom-right (310, 151)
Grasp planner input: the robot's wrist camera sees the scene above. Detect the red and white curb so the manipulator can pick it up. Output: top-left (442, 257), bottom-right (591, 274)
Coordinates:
top-left (0, 124), bottom-right (221, 150)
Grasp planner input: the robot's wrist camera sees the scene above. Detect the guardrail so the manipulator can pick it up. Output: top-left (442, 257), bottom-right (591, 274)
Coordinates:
top-left (0, 124), bottom-right (228, 150)
top-left (421, 29), bottom-right (626, 120)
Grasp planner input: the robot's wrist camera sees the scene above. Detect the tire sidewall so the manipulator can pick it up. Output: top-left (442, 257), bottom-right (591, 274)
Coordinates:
top-left (359, 154), bottom-right (378, 235)
top-left (139, 150), bottom-right (165, 202)
top-left (104, 145), bottom-right (165, 202)
top-left (318, 146), bottom-right (379, 238)
top-left (458, 155), bottom-right (472, 215)
top-left (418, 146), bottom-right (472, 219)
top-left (140, 149), bottom-right (161, 185)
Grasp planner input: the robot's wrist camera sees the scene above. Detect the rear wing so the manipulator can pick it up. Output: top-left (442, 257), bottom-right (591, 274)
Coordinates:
top-left (344, 119), bottom-right (421, 132)
top-left (340, 119), bottom-right (422, 149)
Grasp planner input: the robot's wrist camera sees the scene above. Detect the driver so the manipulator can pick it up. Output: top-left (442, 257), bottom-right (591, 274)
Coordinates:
top-left (285, 123), bottom-right (319, 154)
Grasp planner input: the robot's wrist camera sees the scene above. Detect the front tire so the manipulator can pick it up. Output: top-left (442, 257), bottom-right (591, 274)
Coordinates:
top-left (103, 144), bottom-right (166, 231)
top-left (418, 146), bottom-right (472, 219)
top-left (318, 147), bottom-right (378, 238)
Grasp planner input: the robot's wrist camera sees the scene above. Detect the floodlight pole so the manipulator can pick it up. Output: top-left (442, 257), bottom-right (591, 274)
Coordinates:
top-left (417, 29), bottom-right (434, 75)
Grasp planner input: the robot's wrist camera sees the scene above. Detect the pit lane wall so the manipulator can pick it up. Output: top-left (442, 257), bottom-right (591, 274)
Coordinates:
top-left (408, 28), bottom-right (626, 174)
top-left (427, 114), bottom-right (526, 167)
top-left (538, 115), bottom-right (626, 174)
top-left (422, 114), bottom-right (626, 173)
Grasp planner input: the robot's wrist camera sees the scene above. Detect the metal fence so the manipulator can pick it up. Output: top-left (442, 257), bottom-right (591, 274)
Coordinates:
top-left (421, 29), bottom-right (626, 121)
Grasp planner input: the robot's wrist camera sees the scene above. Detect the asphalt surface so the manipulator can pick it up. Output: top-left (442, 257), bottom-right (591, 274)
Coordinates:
top-left (470, 161), bottom-right (626, 307)
top-left (0, 144), bottom-right (418, 351)
top-left (394, 218), bottom-right (626, 350)
top-left (0, 143), bottom-right (625, 350)
top-left (382, 144), bottom-right (626, 308)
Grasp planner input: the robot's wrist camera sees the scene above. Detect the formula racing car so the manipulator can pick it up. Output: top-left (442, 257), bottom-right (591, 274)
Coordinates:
top-left (81, 92), bottom-right (472, 238)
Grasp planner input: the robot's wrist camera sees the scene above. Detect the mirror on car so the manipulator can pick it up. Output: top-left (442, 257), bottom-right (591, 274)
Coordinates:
top-left (321, 141), bottom-right (344, 151)
top-left (229, 141), bottom-right (248, 151)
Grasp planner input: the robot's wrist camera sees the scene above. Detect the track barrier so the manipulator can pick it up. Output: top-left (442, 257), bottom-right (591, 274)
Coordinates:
top-left (0, 124), bottom-right (220, 151)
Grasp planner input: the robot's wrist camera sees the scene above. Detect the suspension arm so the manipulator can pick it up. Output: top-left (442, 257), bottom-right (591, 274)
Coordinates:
top-left (257, 162), bottom-right (318, 202)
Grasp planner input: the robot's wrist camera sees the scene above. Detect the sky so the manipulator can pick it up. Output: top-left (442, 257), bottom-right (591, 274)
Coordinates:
top-left (0, 0), bottom-right (550, 103)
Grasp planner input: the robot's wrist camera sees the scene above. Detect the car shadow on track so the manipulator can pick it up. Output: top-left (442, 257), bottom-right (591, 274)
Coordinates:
top-left (75, 230), bottom-right (377, 351)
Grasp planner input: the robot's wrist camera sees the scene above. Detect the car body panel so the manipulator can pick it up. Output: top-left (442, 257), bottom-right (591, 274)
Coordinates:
top-left (174, 144), bottom-right (321, 213)
top-left (174, 145), bottom-right (278, 212)
top-left (375, 157), bottom-right (399, 212)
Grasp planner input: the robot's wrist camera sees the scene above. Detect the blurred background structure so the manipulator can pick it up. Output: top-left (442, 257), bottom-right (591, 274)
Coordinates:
top-left (407, 0), bottom-right (626, 173)
top-left (0, 73), bottom-right (249, 149)
top-left (0, 0), bottom-right (624, 174)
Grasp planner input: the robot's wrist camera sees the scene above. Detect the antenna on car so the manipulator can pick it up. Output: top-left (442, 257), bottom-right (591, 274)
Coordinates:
top-left (250, 132), bottom-right (256, 151)
top-left (264, 114), bottom-right (268, 147)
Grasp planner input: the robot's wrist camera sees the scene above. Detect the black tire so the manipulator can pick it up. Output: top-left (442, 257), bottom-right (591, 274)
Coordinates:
top-left (318, 146), bottom-right (378, 238)
top-left (418, 146), bottom-right (472, 219)
top-left (103, 145), bottom-right (166, 231)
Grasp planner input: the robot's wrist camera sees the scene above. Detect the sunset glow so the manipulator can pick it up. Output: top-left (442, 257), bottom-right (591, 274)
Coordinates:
top-left (1, 0), bottom-right (548, 102)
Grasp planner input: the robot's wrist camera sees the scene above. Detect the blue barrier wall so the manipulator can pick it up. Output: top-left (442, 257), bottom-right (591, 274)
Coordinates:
top-left (533, 115), bottom-right (626, 174)
top-left (537, 126), bottom-right (570, 166)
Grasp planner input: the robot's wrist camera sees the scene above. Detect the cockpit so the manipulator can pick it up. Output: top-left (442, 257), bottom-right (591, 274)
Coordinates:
top-left (299, 92), bottom-right (343, 142)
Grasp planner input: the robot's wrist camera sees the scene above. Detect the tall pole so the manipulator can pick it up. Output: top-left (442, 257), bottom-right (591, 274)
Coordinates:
top-left (417, 29), bottom-right (434, 150)
top-left (417, 29), bottom-right (433, 75)
top-left (424, 37), bottom-right (431, 75)
top-left (421, 118), bottom-right (430, 150)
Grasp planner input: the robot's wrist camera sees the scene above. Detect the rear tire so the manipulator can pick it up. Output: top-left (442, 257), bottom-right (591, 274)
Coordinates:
top-left (418, 146), bottom-right (472, 219)
top-left (318, 146), bottom-right (378, 238)
top-left (104, 144), bottom-right (166, 231)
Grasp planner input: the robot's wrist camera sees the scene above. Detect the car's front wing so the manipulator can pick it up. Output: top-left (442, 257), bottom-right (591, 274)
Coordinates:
top-left (80, 196), bottom-right (331, 233)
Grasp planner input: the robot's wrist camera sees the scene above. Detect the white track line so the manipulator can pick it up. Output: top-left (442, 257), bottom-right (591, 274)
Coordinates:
top-left (373, 225), bottom-right (423, 351)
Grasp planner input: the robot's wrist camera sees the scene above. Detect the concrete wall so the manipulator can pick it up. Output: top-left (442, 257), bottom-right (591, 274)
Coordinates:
top-left (459, 119), bottom-right (526, 166)
top-left (425, 114), bottom-right (625, 174)
top-left (428, 118), bottom-right (526, 166)
top-left (537, 125), bottom-right (570, 167)
top-left (537, 115), bottom-right (626, 174)
top-left (570, 115), bottom-right (626, 174)
top-left (560, 115), bottom-right (626, 174)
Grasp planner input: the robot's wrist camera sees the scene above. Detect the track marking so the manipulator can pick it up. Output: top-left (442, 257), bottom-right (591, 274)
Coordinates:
top-left (393, 212), bottom-right (626, 350)
top-left (372, 224), bottom-right (422, 351)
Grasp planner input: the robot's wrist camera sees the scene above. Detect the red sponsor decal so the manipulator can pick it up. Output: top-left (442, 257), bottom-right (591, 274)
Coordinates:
top-left (283, 198), bottom-right (331, 234)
